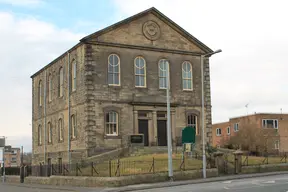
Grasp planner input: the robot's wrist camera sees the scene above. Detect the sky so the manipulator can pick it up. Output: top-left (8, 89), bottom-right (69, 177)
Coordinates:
top-left (0, 0), bottom-right (287, 152)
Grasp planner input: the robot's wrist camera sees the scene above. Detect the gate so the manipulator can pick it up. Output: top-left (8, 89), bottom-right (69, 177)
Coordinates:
top-left (223, 152), bottom-right (235, 175)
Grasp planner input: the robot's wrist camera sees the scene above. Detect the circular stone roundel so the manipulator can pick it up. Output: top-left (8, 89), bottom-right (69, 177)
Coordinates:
top-left (142, 20), bottom-right (161, 41)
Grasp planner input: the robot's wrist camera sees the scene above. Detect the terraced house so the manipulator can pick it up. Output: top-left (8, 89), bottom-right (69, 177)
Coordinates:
top-left (31, 7), bottom-right (215, 165)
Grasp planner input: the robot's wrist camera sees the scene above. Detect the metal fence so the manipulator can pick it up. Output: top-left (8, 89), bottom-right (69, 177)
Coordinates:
top-left (242, 152), bottom-right (288, 166)
top-left (28, 155), bottom-right (215, 177)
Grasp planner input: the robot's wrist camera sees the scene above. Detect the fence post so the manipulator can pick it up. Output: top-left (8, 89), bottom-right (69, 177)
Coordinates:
top-left (76, 163), bottom-right (78, 176)
top-left (109, 160), bottom-right (112, 177)
top-left (117, 159), bottom-right (120, 177)
top-left (153, 157), bottom-right (155, 174)
top-left (91, 162), bottom-right (94, 176)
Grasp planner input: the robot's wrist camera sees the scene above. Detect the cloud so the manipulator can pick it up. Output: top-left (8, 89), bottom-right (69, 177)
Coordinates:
top-left (0, 0), bottom-right (43, 7)
top-left (112, 0), bottom-right (288, 123)
top-left (0, 11), bottom-right (84, 151)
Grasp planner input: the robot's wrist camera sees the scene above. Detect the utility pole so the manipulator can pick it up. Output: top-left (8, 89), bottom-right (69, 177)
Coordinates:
top-left (20, 146), bottom-right (24, 183)
top-left (165, 60), bottom-right (173, 180)
top-left (200, 49), bottom-right (222, 179)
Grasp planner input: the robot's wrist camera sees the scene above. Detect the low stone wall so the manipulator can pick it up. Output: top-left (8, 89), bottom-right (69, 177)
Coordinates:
top-left (0, 175), bottom-right (20, 183)
top-left (3, 169), bottom-right (218, 187)
top-left (242, 163), bottom-right (288, 174)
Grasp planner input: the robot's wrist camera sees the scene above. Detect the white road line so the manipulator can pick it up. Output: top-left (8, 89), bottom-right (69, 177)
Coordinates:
top-left (222, 180), bottom-right (232, 184)
top-left (262, 180), bottom-right (276, 184)
top-left (224, 186), bottom-right (230, 190)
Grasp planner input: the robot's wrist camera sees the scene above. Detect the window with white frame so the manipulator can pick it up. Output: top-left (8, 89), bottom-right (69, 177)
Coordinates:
top-left (58, 118), bottom-right (63, 141)
top-left (48, 122), bottom-right (52, 143)
top-left (262, 119), bottom-right (278, 129)
top-left (71, 115), bottom-right (76, 139)
top-left (158, 59), bottom-right (169, 89)
top-left (134, 56), bottom-right (146, 87)
top-left (59, 67), bottom-right (64, 97)
top-left (216, 128), bottom-right (222, 136)
top-left (48, 74), bottom-right (52, 101)
top-left (38, 80), bottom-right (42, 106)
top-left (108, 54), bottom-right (120, 85)
top-left (105, 111), bottom-right (118, 136)
top-left (71, 61), bottom-right (77, 91)
top-left (274, 140), bottom-right (280, 150)
top-left (182, 61), bottom-right (193, 90)
top-left (227, 126), bottom-right (230, 135)
top-left (187, 114), bottom-right (198, 135)
top-left (234, 123), bottom-right (239, 132)
top-left (38, 125), bottom-right (42, 145)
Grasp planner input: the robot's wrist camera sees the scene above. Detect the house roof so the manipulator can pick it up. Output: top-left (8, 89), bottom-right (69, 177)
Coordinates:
top-left (80, 7), bottom-right (213, 53)
top-left (31, 7), bottom-right (213, 78)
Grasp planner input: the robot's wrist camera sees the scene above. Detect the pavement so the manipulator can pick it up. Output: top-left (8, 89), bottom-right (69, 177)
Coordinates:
top-left (2, 172), bottom-right (288, 192)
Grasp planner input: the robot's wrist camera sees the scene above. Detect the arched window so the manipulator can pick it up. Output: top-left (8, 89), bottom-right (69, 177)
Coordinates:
top-left (158, 59), bottom-right (169, 89)
top-left (105, 111), bottom-right (118, 136)
top-left (108, 54), bottom-right (120, 85)
top-left (38, 125), bottom-right (42, 145)
top-left (134, 56), bottom-right (146, 87)
top-left (182, 61), bottom-right (193, 90)
top-left (187, 113), bottom-right (199, 135)
top-left (59, 67), bottom-right (64, 97)
top-left (71, 61), bottom-right (77, 91)
top-left (58, 118), bottom-right (63, 141)
top-left (48, 74), bottom-right (52, 101)
top-left (48, 122), bottom-right (52, 143)
top-left (71, 115), bottom-right (76, 139)
top-left (38, 80), bottom-right (42, 106)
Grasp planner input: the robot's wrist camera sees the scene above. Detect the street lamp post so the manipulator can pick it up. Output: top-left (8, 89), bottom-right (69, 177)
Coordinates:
top-left (201, 49), bottom-right (222, 179)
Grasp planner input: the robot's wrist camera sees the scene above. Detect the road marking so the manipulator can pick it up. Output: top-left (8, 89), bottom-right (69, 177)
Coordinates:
top-left (223, 180), bottom-right (232, 184)
top-left (224, 186), bottom-right (230, 190)
top-left (263, 180), bottom-right (275, 184)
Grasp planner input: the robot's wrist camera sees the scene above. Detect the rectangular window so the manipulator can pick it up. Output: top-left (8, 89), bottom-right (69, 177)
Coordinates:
top-left (216, 128), bottom-right (221, 136)
top-left (262, 119), bottom-right (278, 129)
top-left (234, 123), bottom-right (239, 132)
top-left (48, 123), bottom-right (52, 143)
top-left (105, 111), bottom-right (118, 135)
top-left (59, 67), bottom-right (64, 97)
top-left (48, 75), bottom-right (52, 101)
top-left (71, 115), bottom-right (76, 139)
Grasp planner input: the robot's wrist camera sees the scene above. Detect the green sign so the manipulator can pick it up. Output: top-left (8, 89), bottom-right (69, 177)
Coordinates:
top-left (182, 126), bottom-right (196, 144)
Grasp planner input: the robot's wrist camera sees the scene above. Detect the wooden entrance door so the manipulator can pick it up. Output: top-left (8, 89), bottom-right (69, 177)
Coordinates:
top-left (157, 120), bottom-right (167, 146)
top-left (138, 119), bottom-right (149, 146)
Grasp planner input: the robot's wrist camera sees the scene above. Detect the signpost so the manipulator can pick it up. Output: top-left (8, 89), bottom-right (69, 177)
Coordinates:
top-left (181, 126), bottom-right (196, 159)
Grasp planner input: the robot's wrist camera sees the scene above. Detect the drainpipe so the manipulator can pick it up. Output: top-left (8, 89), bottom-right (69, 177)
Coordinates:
top-left (44, 70), bottom-right (47, 166)
top-left (67, 52), bottom-right (71, 165)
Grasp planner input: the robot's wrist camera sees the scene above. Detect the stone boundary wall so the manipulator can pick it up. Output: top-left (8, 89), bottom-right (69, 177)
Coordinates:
top-left (2, 169), bottom-right (218, 187)
top-left (241, 163), bottom-right (288, 174)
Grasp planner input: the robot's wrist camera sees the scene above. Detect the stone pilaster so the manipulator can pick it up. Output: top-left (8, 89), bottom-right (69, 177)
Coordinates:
top-left (204, 58), bottom-right (212, 145)
top-left (152, 111), bottom-right (157, 146)
top-left (133, 110), bottom-right (138, 133)
top-left (83, 44), bottom-right (97, 156)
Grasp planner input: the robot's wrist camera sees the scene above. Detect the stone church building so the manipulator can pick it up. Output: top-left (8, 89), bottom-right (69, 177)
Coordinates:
top-left (31, 7), bottom-right (214, 165)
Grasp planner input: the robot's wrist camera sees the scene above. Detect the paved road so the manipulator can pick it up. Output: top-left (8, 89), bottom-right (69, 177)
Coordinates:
top-left (133, 174), bottom-right (288, 192)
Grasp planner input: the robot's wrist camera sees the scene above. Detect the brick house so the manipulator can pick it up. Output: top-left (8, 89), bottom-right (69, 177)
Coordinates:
top-left (3, 146), bottom-right (21, 167)
top-left (212, 113), bottom-right (288, 152)
top-left (31, 7), bottom-right (215, 165)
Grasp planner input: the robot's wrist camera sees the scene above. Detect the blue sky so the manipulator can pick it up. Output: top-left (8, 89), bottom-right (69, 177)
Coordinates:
top-left (0, 0), bottom-right (288, 152)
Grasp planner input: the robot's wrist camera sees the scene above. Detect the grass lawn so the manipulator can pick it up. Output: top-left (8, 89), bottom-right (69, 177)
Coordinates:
top-left (72, 153), bottom-right (203, 177)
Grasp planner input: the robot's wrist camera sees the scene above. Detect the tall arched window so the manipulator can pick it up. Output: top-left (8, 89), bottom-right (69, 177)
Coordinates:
top-left (38, 80), bottom-right (42, 106)
top-left (38, 125), bottom-right (42, 145)
top-left (58, 118), bottom-right (63, 141)
top-left (134, 56), bottom-right (146, 87)
top-left (71, 61), bottom-right (77, 91)
top-left (59, 67), bottom-right (64, 97)
top-left (48, 122), bottom-right (52, 143)
top-left (108, 54), bottom-right (120, 85)
top-left (48, 74), bottom-right (52, 101)
top-left (71, 115), bottom-right (76, 139)
top-left (187, 114), bottom-right (199, 135)
top-left (182, 61), bottom-right (193, 90)
top-left (105, 111), bottom-right (118, 136)
top-left (158, 59), bottom-right (169, 89)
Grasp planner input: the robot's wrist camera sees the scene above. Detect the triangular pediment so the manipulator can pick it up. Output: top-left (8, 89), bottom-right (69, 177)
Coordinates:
top-left (81, 7), bottom-right (212, 53)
